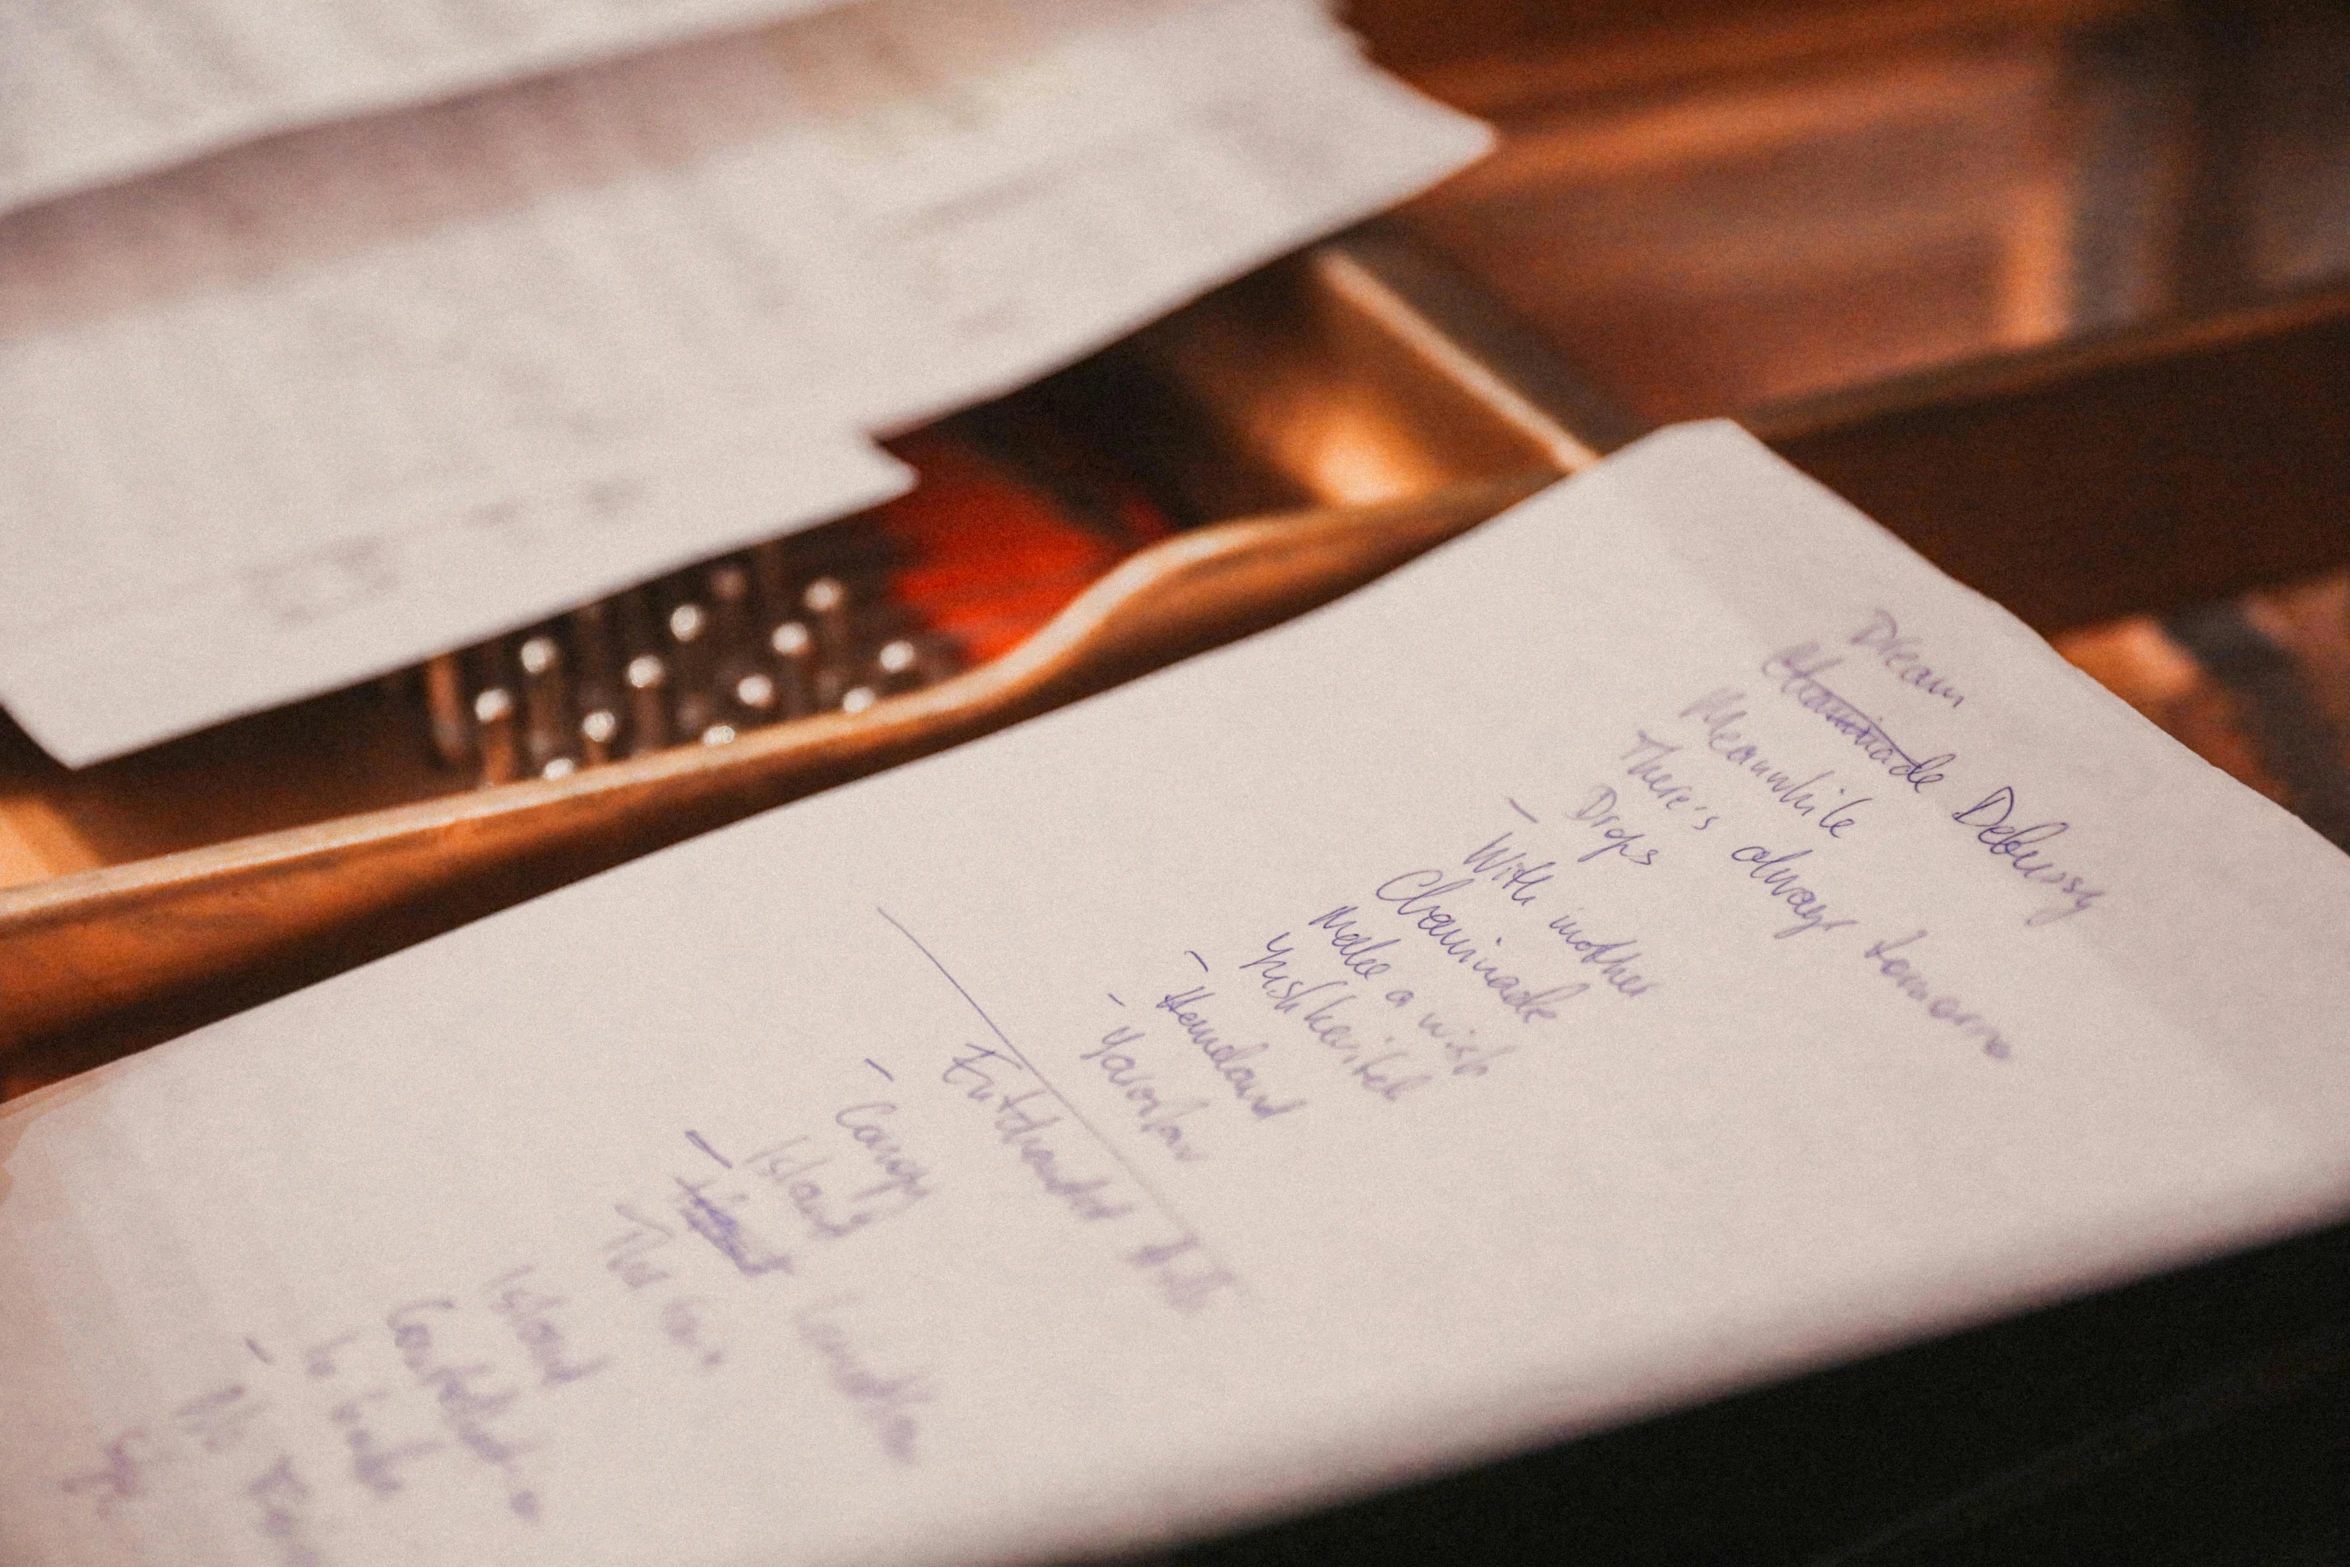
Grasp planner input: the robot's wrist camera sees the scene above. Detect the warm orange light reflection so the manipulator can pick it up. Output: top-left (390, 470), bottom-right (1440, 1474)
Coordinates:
top-left (1273, 397), bottom-right (1452, 504)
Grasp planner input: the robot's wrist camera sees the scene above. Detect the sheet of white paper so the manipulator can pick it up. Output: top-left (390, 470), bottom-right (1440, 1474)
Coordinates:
top-left (0, 0), bottom-right (1487, 766)
top-left (25, 425), bottom-right (2338, 1567)
top-left (0, 38), bottom-right (921, 769)
top-left (774, 0), bottom-right (1495, 426)
top-left (0, 0), bottom-right (858, 219)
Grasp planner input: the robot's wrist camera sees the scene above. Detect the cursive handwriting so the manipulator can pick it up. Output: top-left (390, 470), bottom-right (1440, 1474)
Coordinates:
top-left (1850, 609), bottom-right (1967, 707)
top-left (1862, 932), bottom-right (2012, 1057)
top-left (830, 1103), bottom-right (938, 1207)
top-left (1240, 934), bottom-right (1436, 1101)
top-left (1618, 732), bottom-right (1722, 831)
top-left (795, 1301), bottom-right (932, 1466)
top-left (1949, 786), bottom-right (2106, 925)
top-left (1727, 844), bottom-right (1858, 939)
top-left (1678, 691), bottom-right (1882, 833)
top-left (1559, 793), bottom-right (1659, 864)
top-left (485, 1267), bottom-right (610, 1389)
top-left (385, 1298), bottom-right (540, 1522)
top-left (1157, 987), bottom-right (1308, 1119)
top-left (942, 1043), bottom-right (1137, 1222)
top-left (601, 1204), bottom-right (677, 1291)
top-left (1080, 1026), bottom-right (1212, 1158)
top-left (244, 1455), bottom-right (326, 1567)
top-left (1540, 910), bottom-right (1655, 997)
top-left (1753, 647), bottom-right (1954, 790)
top-left (673, 1176), bottom-right (794, 1278)
top-left (1413, 1008), bottom-right (1521, 1077)
top-left (1302, 907), bottom-right (1400, 978)
top-left (1373, 871), bottom-right (1581, 1023)
top-left (1461, 830), bottom-right (1566, 894)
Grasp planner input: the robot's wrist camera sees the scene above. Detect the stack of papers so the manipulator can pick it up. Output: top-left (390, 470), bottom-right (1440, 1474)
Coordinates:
top-left (0, 0), bottom-right (1489, 765)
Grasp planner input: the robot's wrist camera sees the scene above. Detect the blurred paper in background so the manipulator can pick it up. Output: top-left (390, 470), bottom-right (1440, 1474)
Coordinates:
top-left (0, 0), bottom-right (1489, 765)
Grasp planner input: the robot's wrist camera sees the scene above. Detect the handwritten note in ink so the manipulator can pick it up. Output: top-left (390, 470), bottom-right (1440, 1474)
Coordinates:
top-left (6, 424), bottom-right (2349, 1566)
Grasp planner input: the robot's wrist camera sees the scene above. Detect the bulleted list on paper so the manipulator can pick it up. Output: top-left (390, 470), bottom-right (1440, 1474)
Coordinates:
top-left (0, 0), bottom-right (1491, 764)
top-left (4, 426), bottom-right (2348, 1567)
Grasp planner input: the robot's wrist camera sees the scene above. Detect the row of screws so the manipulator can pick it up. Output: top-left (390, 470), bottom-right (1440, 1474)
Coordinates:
top-left (420, 538), bottom-right (958, 786)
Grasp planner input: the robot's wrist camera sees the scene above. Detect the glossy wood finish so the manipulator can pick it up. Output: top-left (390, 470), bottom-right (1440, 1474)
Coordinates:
top-left (0, 229), bottom-right (1594, 1077)
top-left (15, 0), bottom-right (2350, 1073)
top-left (1380, 0), bottom-right (2350, 422)
top-left (1358, 0), bottom-right (2350, 633)
top-left (0, 476), bottom-right (1549, 1072)
top-left (14, 214), bottom-right (2350, 1076)
top-left (1385, 0), bottom-right (2146, 420)
top-left (1754, 283), bottom-right (2350, 631)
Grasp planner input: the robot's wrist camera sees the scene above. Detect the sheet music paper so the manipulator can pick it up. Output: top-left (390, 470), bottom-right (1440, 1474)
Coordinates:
top-left (6, 425), bottom-right (2348, 1566)
top-left (0, 0), bottom-right (859, 220)
top-left (0, 0), bottom-right (1489, 765)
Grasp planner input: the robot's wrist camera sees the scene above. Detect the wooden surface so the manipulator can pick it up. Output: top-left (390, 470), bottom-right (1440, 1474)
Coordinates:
top-left (0, 223), bottom-right (1612, 1085)
top-left (1382, 0), bottom-right (2350, 423)
top-left (1360, 0), bottom-right (2350, 631)
top-left (7, 13), bottom-right (2350, 1557)
top-left (1755, 284), bottom-right (2350, 631)
top-left (13, 224), bottom-right (2350, 1078)
top-left (1385, 0), bottom-right (2146, 420)
top-left (17, 0), bottom-right (2350, 1076)
top-left (0, 472), bottom-right (1552, 1082)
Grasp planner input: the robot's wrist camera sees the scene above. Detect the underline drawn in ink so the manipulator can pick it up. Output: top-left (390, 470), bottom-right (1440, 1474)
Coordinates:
top-left (877, 908), bottom-right (1240, 1303)
top-left (673, 1178), bottom-right (792, 1278)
